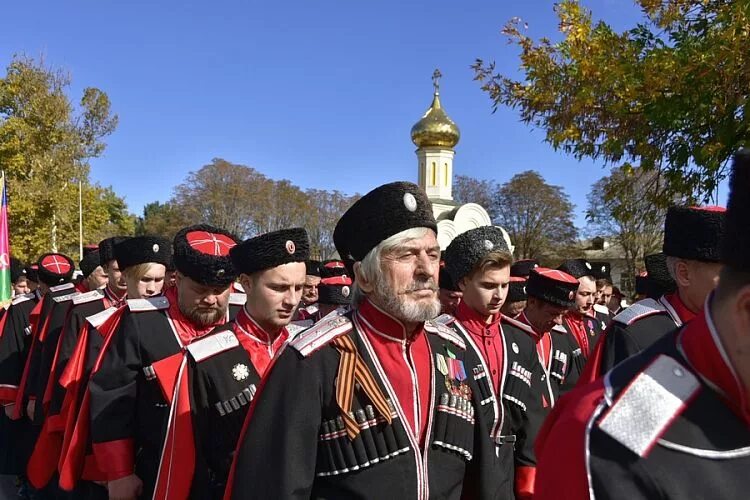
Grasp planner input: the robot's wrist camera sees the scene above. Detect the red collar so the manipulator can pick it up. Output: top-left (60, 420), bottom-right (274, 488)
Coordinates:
top-left (518, 311), bottom-right (547, 338)
top-left (664, 292), bottom-right (697, 323)
top-left (679, 297), bottom-right (750, 425)
top-left (234, 306), bottom-right (285, 345)
top-left (357, 299), bottom-right (423, 342)
top-left (455, 300), bottom-right (501, 337)
top-left (165, 287), bottom-right (226, 344)
top-left (104, 286), bottom-right (127, 308)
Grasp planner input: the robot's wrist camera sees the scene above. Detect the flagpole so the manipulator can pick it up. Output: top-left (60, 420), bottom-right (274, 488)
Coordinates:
top-left (78, 179), bottom-right (83, 261)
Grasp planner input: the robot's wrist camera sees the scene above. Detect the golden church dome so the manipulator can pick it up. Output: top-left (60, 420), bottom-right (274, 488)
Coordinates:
top-left (411, 70), bottom-right (460, 149)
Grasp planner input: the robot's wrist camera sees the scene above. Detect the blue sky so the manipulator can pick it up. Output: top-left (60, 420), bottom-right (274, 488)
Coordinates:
top-left (2, 0), bottom-right (661, 228)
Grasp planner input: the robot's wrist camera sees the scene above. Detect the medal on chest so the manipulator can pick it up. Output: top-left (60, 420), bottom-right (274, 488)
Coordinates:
top-left (436, 346), bottom-right (472, 399)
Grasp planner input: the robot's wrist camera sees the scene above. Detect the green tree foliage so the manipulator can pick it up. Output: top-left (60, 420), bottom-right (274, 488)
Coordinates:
top-left (140, 158), bottom-right (359, 258)
top-left (494, 171), bottom-right (578, 259)
top-left (473, 0), bottom-right (750, 203)
top-left (0, 55), bottom-right (130, 262)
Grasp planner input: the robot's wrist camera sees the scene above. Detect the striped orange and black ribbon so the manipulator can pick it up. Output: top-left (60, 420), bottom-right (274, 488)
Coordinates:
top-left (332, 334), bottom-right (392, 439)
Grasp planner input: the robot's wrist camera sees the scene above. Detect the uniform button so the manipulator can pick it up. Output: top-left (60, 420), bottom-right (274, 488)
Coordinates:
top-left (673, 367), bottom-right (684, 377)
top-left (492, 369), bottom-right (497, 375)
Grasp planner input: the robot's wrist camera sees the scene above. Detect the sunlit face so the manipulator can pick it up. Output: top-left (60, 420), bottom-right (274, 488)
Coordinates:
top-left (126, 264), bottom-right (166, 299)
top-left (684, 261), bottom-right (722, 311)
top-left (439, 288), bottom-right (462, 315)
top-left (176, 273), bottom-right (231, 327)
top-left (459, 265), bottom-right (510, 318)
top-left (242, 262), bottom-right (307, 332)
top-left (363, 231), bottom-right (441, 324)
top-left (302, 275), bottom-right (321, 304)
top-left (575, 276), bottom-right (596, 315)
top-left (12, 277), bottom-right (30, 296)
top-left (598, 285), bottom-right (613, 306)
top-left (104, 260), bottom-right (127, 293)
top-left (86, 266), bottom-right (109, 290)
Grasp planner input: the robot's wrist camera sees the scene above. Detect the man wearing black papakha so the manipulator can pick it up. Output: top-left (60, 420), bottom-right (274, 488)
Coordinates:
top-left (225, 181), bottom-right (507, 499)
top-left (88, 224), bottom-right (242, 499)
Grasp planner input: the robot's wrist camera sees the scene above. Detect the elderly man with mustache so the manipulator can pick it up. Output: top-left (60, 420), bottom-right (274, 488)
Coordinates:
top-left (225, 182), bottom-right (508, 499)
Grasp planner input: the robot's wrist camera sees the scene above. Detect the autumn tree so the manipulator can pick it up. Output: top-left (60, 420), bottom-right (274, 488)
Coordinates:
top-left (587, 165), bottom-right (685, 282)
top-left (494, 170), bottom-right (577, 259)
top-left (141, 158), bottom-right (358, 257)
top-left (473, 0), bottom-right (750, 204)
top-left (0, 55), bottom-right (129, 261)
top-left (453, 175), bottom-right (498, 219)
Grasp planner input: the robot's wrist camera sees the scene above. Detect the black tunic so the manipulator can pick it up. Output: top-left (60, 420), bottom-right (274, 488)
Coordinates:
top-left (226, 310), bottom-right (506, 500)
top-left (88, 301), bottom-right (181, 498)
top-left (0, 291), bottom-right (41, 474)
top-left (535, 306), bottom-right (750, 500)
top-left (451, 315), bottom-right (546, 497)
top-left (597, 296), bottom-right (680, 376)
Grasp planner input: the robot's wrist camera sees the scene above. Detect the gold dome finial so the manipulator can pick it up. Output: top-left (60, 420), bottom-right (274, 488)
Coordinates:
top-left (411, 68), bottom-right (460, 149)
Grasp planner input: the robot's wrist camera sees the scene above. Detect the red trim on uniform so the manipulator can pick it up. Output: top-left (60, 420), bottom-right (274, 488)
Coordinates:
top-left (663, 292), bottom-right (697, 322)
top-left (0, 386), bottom-right (17, 404)
top-left (514, 465), bottom-right (536, 500)
top-left (534, 379), bottom-right (607, 500)
top-left (681, 303), bottom-right (750, 425)
top-left (13, 299), bottom-right (48, 417)
top-left (92, 439), bottom-right (135, 480)
top-left (27, 418), bottom-right (64, 488)
top-left (58, 307), bottom-right (126, 491)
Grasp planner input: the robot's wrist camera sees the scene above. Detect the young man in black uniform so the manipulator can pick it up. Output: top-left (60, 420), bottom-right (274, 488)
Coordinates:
top-left (443, 225), bottom-right (545, 500)
top-left (534, 150), bottom-right (750, 500)
top-left (88, 225), bottom-right (238, 499)
top-left (225, 182), bottom-right (509, 500)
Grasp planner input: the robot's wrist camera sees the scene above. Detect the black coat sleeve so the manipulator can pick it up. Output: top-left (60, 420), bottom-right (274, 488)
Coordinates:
top-left (599, 322), bottom-right (640, 377)
top-left (88, 312), bottom-right (141, 456)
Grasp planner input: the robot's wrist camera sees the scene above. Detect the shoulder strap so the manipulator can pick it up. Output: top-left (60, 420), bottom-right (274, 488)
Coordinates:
top-left (501, 315), bottom-right (535, 335)
top-left (49, 283), bottom-right (75, 293)
top-left (288, 311), bottom-right (353, 357)
top-left (287, 320), bottom-right (313, 337)
top-left (228, 292), bottom-right (246, 306)
top-left (11, 292), bottom-right (34, 305)
top-left (127, 296), bottom-right (170, 312)
top-left (598, 354), bottom-right (699, 457)
top-left (53, 291), bottom-right (81, 303)
top-left (424, 314), bottom-right (465, 350)
top-left (186, 329), bottom-right (240, 363)
top-left (593, 304), bottom-right (610, 316)
top-left (86, 306), bottom-right (119, 328)
top-left (72, 289), bottom-right (105, 305)
top-left (612, 298), bottom-right (666, 326)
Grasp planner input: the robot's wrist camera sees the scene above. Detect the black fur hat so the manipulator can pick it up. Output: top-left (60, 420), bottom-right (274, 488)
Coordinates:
top-left (507, 277), bottom-right (528, 303)
top-left (231, 228), bottom-right (310, 276)
top-left (526, 267), bottom-right (579, 308)
top-left (173, 224), bottom-right (238, 286)
top-left (590, 261), bottom-right (612, 282)
top-left (99, 236), bottom-right (131, 265)
top-left (663, 206), bottom-right (726, 262)
top-left (721, 149), bottom-right (750, 270)
top-left (320, 260), bottom-right (348, 279)
top-left (318, 275), bottom-right (353, 306)
top-left (79, 250), bottom-right (101, 278)
top-left (37, 253), bottom-right (75, 286)
top-left (635, 274), bottom-right (649, 296)
top-left (557, 259), bottom-right (593, 279)
top-left (305, 260), bottom-right (321, 277)
top-left (444, 226), bottom-right (511, 284)
top-left (9, 258), bottom-right (25, 284)
top-left (439, 267), bottom-right (459, 292)
top-left (24, 264), bottom-right (39, 284)
top-left (510, 259), bottom-right (539, 278)
top-left (334, 181), bottom-right (437, 263)
top-left (644, 253), bottom-right (676, 298)
top-left (114, 236), bottom-right (172, 271)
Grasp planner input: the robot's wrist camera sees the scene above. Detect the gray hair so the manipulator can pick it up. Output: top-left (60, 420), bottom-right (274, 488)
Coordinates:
top-left (665, 255), bottom-right (679, 281)
top-left (351, 227), bottom-right (433, 307)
